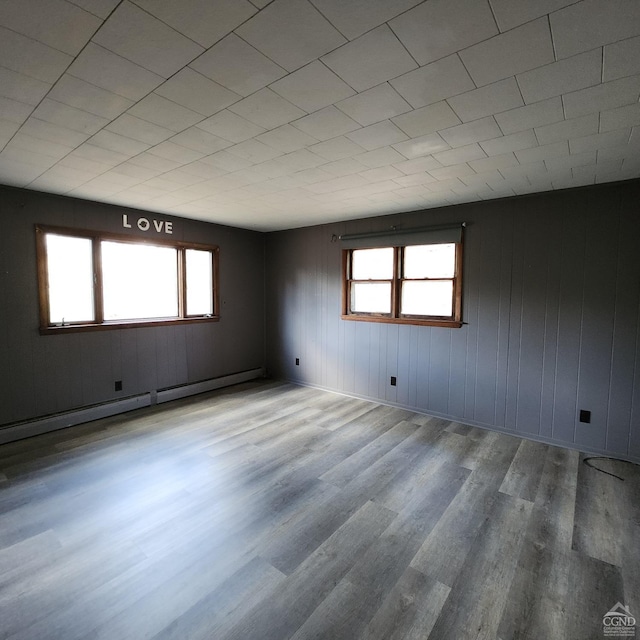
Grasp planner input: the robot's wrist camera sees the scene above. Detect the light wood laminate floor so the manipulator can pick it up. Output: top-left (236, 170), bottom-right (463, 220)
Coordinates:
top-left (1, 381), bottom-right (638, 640)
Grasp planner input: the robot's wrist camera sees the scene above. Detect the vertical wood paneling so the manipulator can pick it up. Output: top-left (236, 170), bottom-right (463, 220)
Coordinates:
top-left (515, 204), bottom-right (549, 435)
top-left (551, 198), bottom-right (586, 445)
top-left (265, 181), bottom-right (640, 461)
top-left (575, 192), bottom-right (619, 451)
top-left (607, 191), bottom-right (640, 454)
top-left (0, 186), bottom-right (265, 427)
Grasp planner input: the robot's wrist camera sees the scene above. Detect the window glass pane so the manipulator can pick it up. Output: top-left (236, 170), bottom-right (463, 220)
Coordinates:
top-left (351, 282), bottom-right (391, 314)
top-left (186, 249), bottom-right (213, 316)
top-left (401, 280), bottom-right (453, 317)
top-left (352, 247), bottom-right (394, 280)
top-left (46, 234), bottom-right (94, 324)
top-left (404, 243), bottom-right (455, 279)
top-left (102, 241), bottom-right (178, 321)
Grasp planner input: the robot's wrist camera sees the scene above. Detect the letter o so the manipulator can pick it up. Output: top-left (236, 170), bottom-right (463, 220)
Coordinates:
top-left (137, 217), bottom-right (150, 231)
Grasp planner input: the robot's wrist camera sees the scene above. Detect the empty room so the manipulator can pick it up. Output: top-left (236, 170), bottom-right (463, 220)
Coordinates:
top-left (1, 1), bottom-right (640, 639)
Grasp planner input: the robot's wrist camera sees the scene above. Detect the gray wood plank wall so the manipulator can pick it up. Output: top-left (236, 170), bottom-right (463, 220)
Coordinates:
top-left (265, 179), bottom-right (640, 462)
top-left (0, 186), bottom-right (265, 426)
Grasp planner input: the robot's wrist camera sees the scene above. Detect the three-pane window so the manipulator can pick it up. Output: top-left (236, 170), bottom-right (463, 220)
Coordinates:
top-left (37, 226), bottom-right (218, 333)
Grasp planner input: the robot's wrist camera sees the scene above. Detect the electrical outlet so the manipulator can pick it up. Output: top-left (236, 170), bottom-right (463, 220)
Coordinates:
top-left (390, 376), bottom-right (397, 386)
top-left (579, 409), bottom-right (591, 424)
top-left (295, 358), bottom-right (300, 366)
top-left (115, 380), bottom-right (123, 392)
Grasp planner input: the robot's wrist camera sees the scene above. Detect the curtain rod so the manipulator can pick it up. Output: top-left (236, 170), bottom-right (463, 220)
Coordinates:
top-left (338, 222), bottom-right (465, 242)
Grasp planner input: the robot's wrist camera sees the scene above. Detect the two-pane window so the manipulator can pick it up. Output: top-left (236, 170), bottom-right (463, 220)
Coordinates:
top-left (37, 226), bottom-right (218, 333)
top-left (343, 242), bottom-right (462, 327)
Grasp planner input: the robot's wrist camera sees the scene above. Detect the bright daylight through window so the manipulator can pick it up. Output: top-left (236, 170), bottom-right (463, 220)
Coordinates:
top-left (37, 226), bottom-right (218, 333)
top-left (343, 241), bottom-right (462, 328)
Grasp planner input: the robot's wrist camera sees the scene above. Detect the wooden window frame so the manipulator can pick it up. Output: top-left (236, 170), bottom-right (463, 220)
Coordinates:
top-left (36, 224), bottom-right (220, 335)
top-left (341, 241), bottom-right (463, 328)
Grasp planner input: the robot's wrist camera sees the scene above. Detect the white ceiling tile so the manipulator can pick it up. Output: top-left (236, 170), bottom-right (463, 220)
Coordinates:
top-left (390, 56), bottom-right (475, 110)
top-left (228, 88), bottom-right (306, 129)
top-left (196, 110), bottom-right (266, 143)
top-left (148, 141), bottom-right (205, 164)
top-left (8, 130), bottom-right (76, 162)
top-left (178, 160), bottom-right (228, 179)
top-left (321, 25), bottom-right (417, 93)
top-left (292, 105), bottom-right (360, 140)
top-left (600, 103), bottom-right (640, 132)
top-left (309, 136), bottom-right (365, 161)
top-left (460, 18), bottom-right (554, 87)
top-left (535, 114), bottom-right (599, 145)
top-left (426, 177), bottom-right (465, 192)
top-left (106, 113), bottom-right (174, 145)
top-left (439, 117), bottom-right (502, 147)
top-left (544, 150), bottom-right (597, 172)
top-left (480, 129), bottom-right (537, 155)
top-left (68, 141), bottom-right (130, 165)
top-left (0, 97), bottom-right (34, 125)
top-left (355, 146), bottom-right (406, 168)
top-left (0, 0), bottom-right (101, 55)
top-left (321, 157), bottom-right (368, 176)
top-left (489, 0), bottom-right (578, 31)
top-left (391, 102), bottom-right (461, 138)
top-left (393, 155), bottom-right (442, 175)
top-left (155, 68), bottom-right (241, 117)
top-left (392, 133), bottom-right (449, 159)
top-left (448, 78), bottom-right (523, 123)
top-left (551, 0), bottom-right (640, 60)
top-left (236, 0), bottom-right (346, 72)
top-left (93, 1), bottom-right (204, 78)
top-left (132, 0), bottom-right (256, 48)
top-left (272, 148), bottom-right (325, 172)
top-left (0, 26), bottom-right (72, 84)
top-left (392, 172), bottom-right (436, 187)
top-left (346, 121), bottom-right (408, 151)
top-left (18, 117), bottom-right (88, 147)
top-left (604, 36), bottom-right (640, 82)
top-left (309, 0), bottom-right (422, 40)
top-left (305, 174), bottom-right (369, 195)
top-left (128, 93), bottom-right (203, 132)
top-left (517, 49), bottom-right (602, 105)
top-left (67, 0), bottom-right (120, 19)
top-left (432, 143), bottom-right (486, 166)
top-left (515, 141), bottom-right (569, 164)
top-left (67, 43), bottom-right (164, 101)
top-left (569, 128), bottom-right (631, 154)
top-left (468, 152), bottom-right (519, 172)
top-left (200, 150), bottom-right (254, 172)
top-left (494, 97), bottom-right (564, 135)
top-left (358, 166), bottom-right (405, 183)
top-left (32, 99), bottom-right (110, 135)
top-left (429, 163), bottom-right (476, 180)
top-left (47, 75), bottom-right (134, 120)
top-left (58, 152), bottom-right (114, 174)
top-left (227, 139), bottom-right (283, 164)
top-left (89, 130), bottom-right (150, 155)
top-left (190, 34), bottom-right (286, 98)
top-left (390, 0), bottom-right (498, 66)
top-left (563, 76), bottom-right (640, 118)
top-left (0, 67), bottom-right (50, 105)
top-left (336, 84), bottom-right (411, 127)
top-left (256, 124), bottom-right (319, 153)
top-left (270, 61), bottom-right (355, 113)
top-left (126, 151), bottom-right (182, 172)
top-left (168, 128), bottom-right (233, 154)
top-left (0, 120), bottom-right (20, 146)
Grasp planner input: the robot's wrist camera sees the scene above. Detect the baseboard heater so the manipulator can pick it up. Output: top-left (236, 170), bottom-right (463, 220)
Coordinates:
top-left (0, 367), bottom-right (265, 446)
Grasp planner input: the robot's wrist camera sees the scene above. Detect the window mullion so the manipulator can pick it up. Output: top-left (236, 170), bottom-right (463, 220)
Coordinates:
top-left (178, 248), bottom-right (186, 319)
top-left (93, 238), bottom-right (104, 324)
top-left (392, 247), bottom-right (401, 319)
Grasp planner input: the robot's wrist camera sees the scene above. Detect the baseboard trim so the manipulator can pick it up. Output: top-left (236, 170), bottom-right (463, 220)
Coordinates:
top-left (283, 378), bottom-right (640, 466)
top-left (156, 368), bottom-right (266, 404)
top-left (0, 368), bottom-right (266, 446)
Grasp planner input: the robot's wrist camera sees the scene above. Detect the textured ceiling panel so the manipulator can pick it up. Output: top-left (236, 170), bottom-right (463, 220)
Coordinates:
top-left (0, 0), bottom-right (639, 230)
